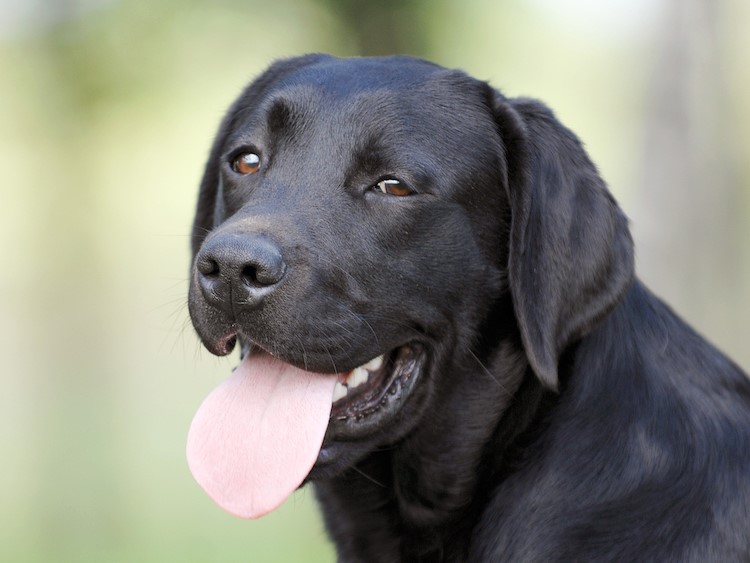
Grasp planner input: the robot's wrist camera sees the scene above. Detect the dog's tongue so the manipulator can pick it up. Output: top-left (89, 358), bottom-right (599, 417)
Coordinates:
top-left (186, 353), bottom-right (337, 519)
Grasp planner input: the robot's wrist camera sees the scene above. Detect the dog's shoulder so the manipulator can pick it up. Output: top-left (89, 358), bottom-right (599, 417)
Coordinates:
top-left (470, 281), bottom-right (750, 561)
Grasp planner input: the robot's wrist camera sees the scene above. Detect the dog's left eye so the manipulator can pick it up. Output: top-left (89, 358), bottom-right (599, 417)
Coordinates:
top-left (374, 179), bottom-right (413, 197)
top-left (231, 152), bottom-right (261, 175)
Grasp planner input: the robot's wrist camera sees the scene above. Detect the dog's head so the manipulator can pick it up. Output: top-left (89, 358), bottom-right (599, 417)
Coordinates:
top-left (187, 54), bottom-right (634, 517)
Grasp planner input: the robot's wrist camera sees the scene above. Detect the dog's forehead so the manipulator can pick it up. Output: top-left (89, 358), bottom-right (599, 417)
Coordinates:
top-left (229, 57), bottom-right (495, 160)
top-left (282, 56), bottom-right (445, 97)
top-left (232, 57), bottom-right (446, 125)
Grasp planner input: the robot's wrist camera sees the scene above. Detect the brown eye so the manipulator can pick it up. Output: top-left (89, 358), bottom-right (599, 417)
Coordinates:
top-left (375, 178), bottom-right (412, 197)
top-left (232, 152), bottom-right (261, 174)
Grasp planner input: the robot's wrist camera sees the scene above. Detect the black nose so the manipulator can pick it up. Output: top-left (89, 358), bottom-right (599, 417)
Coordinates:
top-left (195, 233), bottom-right (287, 314)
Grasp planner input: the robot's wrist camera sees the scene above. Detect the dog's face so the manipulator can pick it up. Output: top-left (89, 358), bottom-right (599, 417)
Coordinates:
top-left (188, 55), bottom-right (634, 494)
top-left (189, 55), bottom-right (510, 473)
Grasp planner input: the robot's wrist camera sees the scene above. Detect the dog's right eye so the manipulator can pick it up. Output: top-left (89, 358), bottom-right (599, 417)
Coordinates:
top-left (373, 178), bottom-right (413, 197)
top-left (231, 152), bottom-right (261, 175)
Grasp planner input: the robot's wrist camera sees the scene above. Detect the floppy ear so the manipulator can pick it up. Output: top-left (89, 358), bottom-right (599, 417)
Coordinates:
top-left (190, 54), bottom-right (331, 258)
top-left (491, 94), bottom-right (635, 391)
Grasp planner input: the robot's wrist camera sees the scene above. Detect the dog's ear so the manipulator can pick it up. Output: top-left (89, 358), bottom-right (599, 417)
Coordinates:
top-left (490, 93), bottom-right (634, 391)
top-left (190, 54), bottom-right (330, 258)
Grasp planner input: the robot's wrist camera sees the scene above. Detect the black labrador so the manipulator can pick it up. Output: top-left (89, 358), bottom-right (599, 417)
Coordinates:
top-left (187, 54), bottom-right (750, 561)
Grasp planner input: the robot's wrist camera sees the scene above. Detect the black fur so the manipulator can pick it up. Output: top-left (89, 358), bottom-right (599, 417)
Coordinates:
top-left (188, 55), bottom-right (750, 561)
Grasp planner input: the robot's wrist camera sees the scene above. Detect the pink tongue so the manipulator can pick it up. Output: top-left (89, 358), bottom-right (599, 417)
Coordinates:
top-left (186, 353), bottom-right (337, 519)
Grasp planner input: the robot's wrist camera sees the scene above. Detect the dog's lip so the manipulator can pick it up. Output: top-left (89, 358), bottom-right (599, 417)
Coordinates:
top-left (219, 333), bottom-right (238, 355)
top-left (202, 328), bottom-right (238, 356)
top-left (317, 343), bottom-right (426, 451)
top-left (329, 345), bottom-right (420, 420)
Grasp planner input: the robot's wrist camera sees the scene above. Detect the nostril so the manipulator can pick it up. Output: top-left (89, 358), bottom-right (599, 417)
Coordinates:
top-left (241, 261), bottom-right (286, 287)
top-left (198, 257), bottom-right (220, 278)
top-left (241, 265), bottom-right (260, 287)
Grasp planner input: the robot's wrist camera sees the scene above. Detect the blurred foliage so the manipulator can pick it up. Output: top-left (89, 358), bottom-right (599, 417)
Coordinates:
top-left (0, 0), bottom-right (748, 561)
top-left (313, 0), bottom-right (430, 55)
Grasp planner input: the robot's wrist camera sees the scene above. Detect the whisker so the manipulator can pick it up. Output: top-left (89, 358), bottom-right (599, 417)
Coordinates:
top-left (313, 254), bottom-right (361, 287)
top-left (351, 465), bottom-right (386, 488)
top-left (467, 349), bottom-right (508, 393)
top-left (323, 342), bottom-right (339, 374)
top-left (295, 335), bottom-right (310, 371)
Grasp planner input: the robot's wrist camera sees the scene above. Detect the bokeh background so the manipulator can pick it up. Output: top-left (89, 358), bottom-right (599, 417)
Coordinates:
top-left (1, 0), bottom-right (748, 561)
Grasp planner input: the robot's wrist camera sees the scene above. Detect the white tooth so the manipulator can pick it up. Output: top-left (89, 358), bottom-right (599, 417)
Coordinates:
top-left (348, 367), bottom-right (370, 389)
top-left (363, 355), bottom-right (384, 372)
top-left (332, 381), bottom-right (348, 402)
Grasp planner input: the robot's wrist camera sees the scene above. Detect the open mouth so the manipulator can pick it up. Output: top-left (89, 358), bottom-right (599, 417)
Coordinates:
top-left (321, 344), bottom-right (425, 447)
top-left (331, 345), bottom-right (422, 420)
top-left (211, 331), bottom-right (426, 431)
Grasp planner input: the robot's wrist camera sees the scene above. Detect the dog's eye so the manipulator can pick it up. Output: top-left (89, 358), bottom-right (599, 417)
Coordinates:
top-left (232, 152), bottom-right (261, 175)
top-left (374, 179), bottom-right (413, 197)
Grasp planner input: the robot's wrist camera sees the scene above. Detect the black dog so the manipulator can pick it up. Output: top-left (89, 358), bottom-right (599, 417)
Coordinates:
top-left (187, 54), bottom-right (750, 561)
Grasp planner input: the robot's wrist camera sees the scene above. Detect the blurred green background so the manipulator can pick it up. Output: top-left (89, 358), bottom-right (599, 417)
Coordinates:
top-left (1, 0), bottom-right (748, 561)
